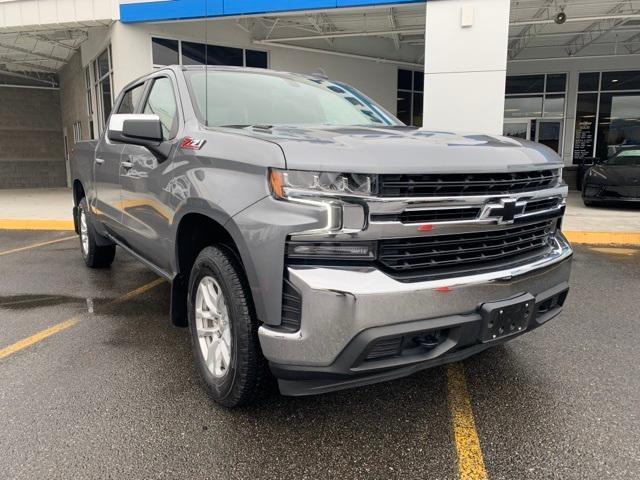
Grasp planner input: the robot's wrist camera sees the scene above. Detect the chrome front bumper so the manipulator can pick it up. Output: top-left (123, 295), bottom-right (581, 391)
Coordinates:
top-left (258, 233), bottom-right (573, 367)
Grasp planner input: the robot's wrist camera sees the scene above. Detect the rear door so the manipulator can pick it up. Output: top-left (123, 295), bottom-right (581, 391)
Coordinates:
top-left (93, 81), bottom-right (147, 239)
top-left (93, 129), bottom-right (126, 237)
top-left (119, 74), bottom-right (182, 271)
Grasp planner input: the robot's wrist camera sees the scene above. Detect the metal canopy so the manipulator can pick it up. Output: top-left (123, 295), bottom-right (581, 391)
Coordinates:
top-left (0, 23), bottom-right (109, 85)
top-left (508, 0), bottom-right (640, 60)
top-left (240, 0), bottom-right (640, 66)
top-left (0, 0), bottom-right (638, 81)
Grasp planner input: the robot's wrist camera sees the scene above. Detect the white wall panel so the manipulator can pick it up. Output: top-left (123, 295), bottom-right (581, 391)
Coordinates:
top-left (0, 0), bottom-right (118, 29)
top-left (423, 0), bottom-right (511, 135)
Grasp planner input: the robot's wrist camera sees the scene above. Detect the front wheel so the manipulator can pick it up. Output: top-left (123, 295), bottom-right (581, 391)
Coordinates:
top-left (77, 198), bottom-right (116, 268)
top-left (187, 245), bottom-right (267, 407)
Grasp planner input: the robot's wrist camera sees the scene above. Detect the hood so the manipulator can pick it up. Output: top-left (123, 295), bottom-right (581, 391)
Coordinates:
top-left (589, 164), bottom-right (640, 186)
top-left (221, 125), bottom-right (563, 174)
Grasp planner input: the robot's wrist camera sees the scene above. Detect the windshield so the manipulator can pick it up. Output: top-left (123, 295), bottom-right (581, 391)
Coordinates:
top-left (605, 148), bottom-right (640, 166)
top-left (185, 70), bottom-right (401, 128)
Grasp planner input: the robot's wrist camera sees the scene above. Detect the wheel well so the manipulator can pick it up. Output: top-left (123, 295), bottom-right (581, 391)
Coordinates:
top-left (171, 213), bottom-right (243, 327)
top-left (176, 213), bottom-right (240, 278)
top-left (73, 180), bottom-right (85, 206)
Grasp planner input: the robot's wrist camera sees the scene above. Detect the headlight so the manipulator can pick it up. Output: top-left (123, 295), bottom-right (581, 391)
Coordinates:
top-left (269, 169), bottom-right (376, 199)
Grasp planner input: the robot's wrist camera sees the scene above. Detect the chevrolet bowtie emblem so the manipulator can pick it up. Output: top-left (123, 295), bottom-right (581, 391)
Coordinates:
top-left (491, 199), bottom-right (525, 224)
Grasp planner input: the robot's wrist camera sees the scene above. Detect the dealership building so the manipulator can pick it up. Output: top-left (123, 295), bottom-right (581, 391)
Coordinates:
top-left (0, 0), bottom-right (639, 188)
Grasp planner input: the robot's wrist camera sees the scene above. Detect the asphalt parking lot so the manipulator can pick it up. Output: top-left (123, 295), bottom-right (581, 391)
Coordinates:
top-left (1, 230), bottom-right (639, 480)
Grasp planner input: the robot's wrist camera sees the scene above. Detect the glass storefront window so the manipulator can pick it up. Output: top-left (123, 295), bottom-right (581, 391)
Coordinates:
top-left (152, 38), bottom-right (179, 66)
top-left (601, 71), bottom-right (640, 91)
top-left (152, 37), bottom-right (268, 69)
top-left (596, 92), bottom-right (640, 159)
top-left (245, 50), bottom-right (268, 69)
top-left (504, 96), bottom-right (543, 118)
top-left (579, 72), bottom-right (600, 92)
top-left (504, 74), bottom-right (567, 119)
top-left (546, 74), bottom-right (567, 93)
top-left (97, 50), bottom-right (110, 78)
top-left (504, 74), bottom-right (567, 155)
top-left (573, 71), bottom-right (640, 164)
top-left (396, 68), bottom-right (423, 127)
top-left (505, 75), bottom-right (545, 94)
top-left (544, 94), bottom-right (565, 118)
top-left (503, 122), bottom-right (528, 139)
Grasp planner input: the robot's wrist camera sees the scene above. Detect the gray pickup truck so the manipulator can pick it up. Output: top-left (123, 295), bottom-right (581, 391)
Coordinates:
top-left (71, 66), bottom-right (572, 407)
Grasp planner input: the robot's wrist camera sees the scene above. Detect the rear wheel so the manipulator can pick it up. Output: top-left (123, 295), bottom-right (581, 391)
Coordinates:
top-left (188, 245), bottom-right (267, 407)
top-left (77, 198), bottom-right (116, 268)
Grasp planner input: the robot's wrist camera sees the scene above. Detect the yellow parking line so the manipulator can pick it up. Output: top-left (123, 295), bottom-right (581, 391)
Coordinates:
top-left (446, 362), bottom-right (489, 480)
top-left (588, 246), bottom-right (637, 256)
top-left (0, 235), bottom-right (77, 257)
top-left (0, 278), bottom-right (164, 360)
top-left (0, 219), bottom-right (75, 231)
top-left (564, 231), bottom-right (640, 245)
top-left (0, 317), bottom-right (81, 360)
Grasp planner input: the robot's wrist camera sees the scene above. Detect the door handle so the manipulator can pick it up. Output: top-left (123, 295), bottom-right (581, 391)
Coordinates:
top-left (95, 158), bottom-right (105, 165)
top-left (121, 161), bottom-right (133, 169)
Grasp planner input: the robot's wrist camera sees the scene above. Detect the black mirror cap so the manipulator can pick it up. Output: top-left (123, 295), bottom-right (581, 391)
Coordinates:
top-left (122, 118), bottom-right (163, 142)
top-left (107, 117), bottom-right (170, 160)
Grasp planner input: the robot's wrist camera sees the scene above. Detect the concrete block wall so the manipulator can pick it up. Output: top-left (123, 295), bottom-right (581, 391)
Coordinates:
top-left (0, 86), bottom-right (65, 188)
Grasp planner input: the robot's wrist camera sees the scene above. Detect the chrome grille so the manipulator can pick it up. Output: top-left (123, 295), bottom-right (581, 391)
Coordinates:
top-left (378, 220), bottom-right (556, 280)
top-left (371, 207), bottom-right (481, 224)
top-left (379, 169), bottom-right (560, 197)
top-left (522, 197), bottom-right (561, 214)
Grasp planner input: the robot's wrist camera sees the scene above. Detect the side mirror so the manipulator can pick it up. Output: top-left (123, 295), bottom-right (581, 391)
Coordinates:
top-left (107, 114), bottom-right (171, 159)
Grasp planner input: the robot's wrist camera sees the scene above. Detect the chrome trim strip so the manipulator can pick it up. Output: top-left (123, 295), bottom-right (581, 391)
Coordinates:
top-left (289, 184), bottom-right (568, 241)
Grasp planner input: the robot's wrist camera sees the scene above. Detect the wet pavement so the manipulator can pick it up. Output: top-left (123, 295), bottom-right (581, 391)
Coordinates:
top-left (0, 229), bottom-right (639, 479)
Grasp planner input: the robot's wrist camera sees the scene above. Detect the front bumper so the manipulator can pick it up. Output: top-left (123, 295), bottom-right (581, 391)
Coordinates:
top-left (258, 234), bottom-right (573, 396)
top-left (583, 184), bottom-right (640, 203)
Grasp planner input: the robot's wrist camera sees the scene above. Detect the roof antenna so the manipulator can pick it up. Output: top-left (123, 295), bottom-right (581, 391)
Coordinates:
top-left (205, 0), bottom-right (209, 126)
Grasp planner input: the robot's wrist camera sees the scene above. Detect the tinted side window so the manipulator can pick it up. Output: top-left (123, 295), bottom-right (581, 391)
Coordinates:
top-left (143, 77), bottom-right (178, 140)
top-left (117, 83), bottom-right (146, 114)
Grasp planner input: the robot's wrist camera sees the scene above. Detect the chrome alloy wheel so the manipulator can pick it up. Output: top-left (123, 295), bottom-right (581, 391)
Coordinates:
top-left (195, 276), bottom-right (232, 378)
top-left (79, 208), bottom-right (89, 257)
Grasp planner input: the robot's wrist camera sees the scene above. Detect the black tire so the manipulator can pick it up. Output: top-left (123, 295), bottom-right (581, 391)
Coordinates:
top-left (187, 245), bottom-right (267, 408)
top-left (582, 198), bottom-right (594, 207)
top-left (77, 198), bottom-right (116, 268)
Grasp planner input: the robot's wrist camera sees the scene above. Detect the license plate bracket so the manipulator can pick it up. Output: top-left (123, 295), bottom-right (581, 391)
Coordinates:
top-left (479, 294), bottom-right (535, 343)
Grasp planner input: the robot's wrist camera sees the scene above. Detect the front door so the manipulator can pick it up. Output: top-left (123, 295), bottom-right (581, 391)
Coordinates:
top-left (120, 75), bottom-right (181, 272)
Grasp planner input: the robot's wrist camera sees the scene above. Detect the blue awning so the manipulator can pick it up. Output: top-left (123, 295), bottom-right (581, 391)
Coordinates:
top-left (120, 0), bottom-right (425, 23)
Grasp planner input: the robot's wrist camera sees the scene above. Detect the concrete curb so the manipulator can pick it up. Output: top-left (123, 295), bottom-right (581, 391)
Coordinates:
top-left (563, 231), bottom-right (640, 246)
top-left (0, 219), bottom-right (75, 231)
top-left (0, 220), bottom-right (638, 246)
